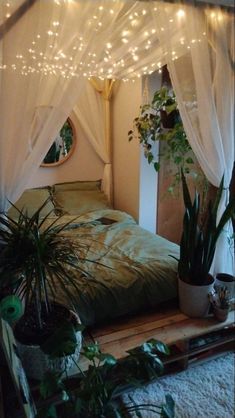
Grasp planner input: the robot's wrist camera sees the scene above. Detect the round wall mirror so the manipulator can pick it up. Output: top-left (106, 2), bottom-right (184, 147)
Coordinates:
top-left (41, 118), bottom-right (76, 167)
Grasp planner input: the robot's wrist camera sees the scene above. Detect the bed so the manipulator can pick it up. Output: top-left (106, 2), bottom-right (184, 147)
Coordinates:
top-left (8, 181), bottom-right (179, 326)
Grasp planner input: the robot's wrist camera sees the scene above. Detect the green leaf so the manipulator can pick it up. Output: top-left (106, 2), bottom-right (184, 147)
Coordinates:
top-left (36, 405), bottom-right (58, 418)
top-left (147, 153), bottom-right (154, 164)
top-left (41, 320), bottom-right (79, 357)
top-left (161, 394), bottom-right (175, 418)
top-left (186, 157), bottom-right (194, 164)
top-left (39, 371), bottom-right (63, 399)
top-left (98, 352), bottom-right (117, 365)
top-left (154, 162), bottom-right (160, 172)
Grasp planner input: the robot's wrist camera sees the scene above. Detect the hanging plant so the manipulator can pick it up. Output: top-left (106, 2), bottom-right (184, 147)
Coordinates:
top-left (128, 86), bottom-right (197, 192)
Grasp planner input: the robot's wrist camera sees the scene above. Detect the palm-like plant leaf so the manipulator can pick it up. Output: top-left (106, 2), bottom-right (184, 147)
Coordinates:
top-left (0, 199), bottom-right (104, 328)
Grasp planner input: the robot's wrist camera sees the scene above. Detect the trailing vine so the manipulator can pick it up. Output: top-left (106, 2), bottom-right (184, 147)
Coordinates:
top-left (128, 86), bottom-right (200, 193)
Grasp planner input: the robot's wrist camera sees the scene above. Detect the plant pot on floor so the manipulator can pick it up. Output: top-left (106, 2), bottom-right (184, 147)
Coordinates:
top-left (178, 275), bottom-right (214, 318)
top-left (214, 273), bottom-right (235, 300)
top-left (14, 303), bottom-right (82, 380)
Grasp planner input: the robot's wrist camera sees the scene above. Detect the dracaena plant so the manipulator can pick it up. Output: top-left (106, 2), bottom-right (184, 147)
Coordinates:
top-left (36, 339), bottom-right (175, 418)
top-left (177, 172), bottom-right (235, 285)
top-left (0, 199), bottom-right (98, 329)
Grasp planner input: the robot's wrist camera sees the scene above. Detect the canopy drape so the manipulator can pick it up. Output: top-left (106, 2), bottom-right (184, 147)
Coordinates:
top-left (0, 0), bottom-right (234, 274)
top-left (164, 6), bottom-right (234, 274)
top-left (73, 78), bottom-right (115, 203)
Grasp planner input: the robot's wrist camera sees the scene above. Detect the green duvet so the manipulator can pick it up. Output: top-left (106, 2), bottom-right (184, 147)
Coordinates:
top-left (54, 209), bottom-right (179, 326)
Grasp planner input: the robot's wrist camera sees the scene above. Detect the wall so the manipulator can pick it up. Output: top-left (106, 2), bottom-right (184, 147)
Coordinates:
top-left (28, 111), bottom-right (104, 189)
top-left (112, 80), bottom-right (142, 221)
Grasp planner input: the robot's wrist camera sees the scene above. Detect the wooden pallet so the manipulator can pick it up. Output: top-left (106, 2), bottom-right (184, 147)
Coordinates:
top-left (75, 305), bottom-right (235, 373)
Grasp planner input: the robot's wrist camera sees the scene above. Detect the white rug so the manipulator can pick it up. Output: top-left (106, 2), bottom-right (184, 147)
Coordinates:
top-left (122, 353), bottom-right (235, 418)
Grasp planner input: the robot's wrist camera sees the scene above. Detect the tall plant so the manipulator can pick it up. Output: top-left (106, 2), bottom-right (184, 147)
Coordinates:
top-left (177, 172), bottom-right (235, 285)
top-left (0, 199), bottom-right (98, 329)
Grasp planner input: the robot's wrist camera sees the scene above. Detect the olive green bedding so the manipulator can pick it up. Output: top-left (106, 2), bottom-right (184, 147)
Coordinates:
top-left (55, 209), bottom-right (179, 326)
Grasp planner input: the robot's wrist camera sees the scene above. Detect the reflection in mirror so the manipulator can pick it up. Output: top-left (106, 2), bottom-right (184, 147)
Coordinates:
top-left (41, 118), bottom-right (76, 167)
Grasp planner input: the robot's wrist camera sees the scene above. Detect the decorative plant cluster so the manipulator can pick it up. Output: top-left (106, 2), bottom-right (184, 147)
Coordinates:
top-left (36, 339), bottom-right (175, 418)
top-left (128, 86), bottom-right (196, 191)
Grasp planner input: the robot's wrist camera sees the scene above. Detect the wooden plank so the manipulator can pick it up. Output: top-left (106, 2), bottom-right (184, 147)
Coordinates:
top-left (90, 304), bottom-right (180, 337)
top-left (91, 311), bottom-right (235, 360)
top-left (91, 313), bottom-right (187, 345)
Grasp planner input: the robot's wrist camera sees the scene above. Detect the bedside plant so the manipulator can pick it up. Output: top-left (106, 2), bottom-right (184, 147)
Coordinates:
top-left (0, 199), bottom-right (99, 379)
top-left (175, 171), bottom-right (235, 317)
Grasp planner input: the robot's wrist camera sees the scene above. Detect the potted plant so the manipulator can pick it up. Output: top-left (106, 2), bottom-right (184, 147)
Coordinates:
top-left (215, 273), bottom-right (235, 300)
top-left (209, 286), bottom-right (231, 322)
top-left (0, 200), bottom-right (95, 379)
top-left (36, 339), bottom-right (175, 418)
top-left (176, 172), bottom-right (235, 317)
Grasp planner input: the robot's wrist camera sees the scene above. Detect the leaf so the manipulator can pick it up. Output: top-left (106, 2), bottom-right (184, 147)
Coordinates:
top-left (98, 352), bottom-right (117, 365)
top-left (161, 394), bottom-right (175, 418)
top-left (154, 162), bottom-right (160, 172)
top-left (36, 405), bottom-right (58, 418)
top-left (186, 157), bottom-right (194, 164)
top-left (41, 320), bottom-right (79, 357)
top-left (149, 339), bottom-right (170, 355)
top-left (39, 370), bottom-right (63, 399)
top-left (147, 153), bottom-right (154, 164)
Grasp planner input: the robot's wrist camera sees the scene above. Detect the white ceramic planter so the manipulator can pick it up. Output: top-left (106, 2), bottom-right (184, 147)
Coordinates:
top-left (17, 328), bottom-right (82, 380)
top-left (178, 276), bottom-right (214, 318)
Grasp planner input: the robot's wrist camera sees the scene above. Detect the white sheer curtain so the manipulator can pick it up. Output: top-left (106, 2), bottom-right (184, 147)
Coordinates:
top-left (164, 6), bottom-right (234, 274)
top-left (0, 0), bottom-right (234, 274)
top-left (73, 79), bottom-right (114, 202)
top-left (0, 0), bottom-right (126, 212)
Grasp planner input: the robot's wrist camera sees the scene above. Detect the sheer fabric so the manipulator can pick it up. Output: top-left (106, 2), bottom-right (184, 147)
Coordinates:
top-left (74, 79), bottom-right (115, 203)
top-left (165, 6), bottom-right (234, 274)
top-left (0, 1), bottom-right (234, 274)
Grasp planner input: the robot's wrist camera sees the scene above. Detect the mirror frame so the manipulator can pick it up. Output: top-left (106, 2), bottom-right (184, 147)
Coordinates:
top-left (41, 117), bottom-right (76, 167)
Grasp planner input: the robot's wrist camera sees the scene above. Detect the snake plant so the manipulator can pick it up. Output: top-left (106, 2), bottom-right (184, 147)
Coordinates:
top-left (178, 172), bottom-right (235, 285)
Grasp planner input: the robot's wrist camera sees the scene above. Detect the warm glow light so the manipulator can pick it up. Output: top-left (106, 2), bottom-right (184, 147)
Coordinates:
top-left (177, 9), bottom-right (185, 18)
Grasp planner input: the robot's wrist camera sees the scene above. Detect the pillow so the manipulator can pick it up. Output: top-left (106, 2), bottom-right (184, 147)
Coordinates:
top-left (54, 190), bottom-right (110, 216)
top-left (54, 180), bottom-right (101, 192)
top-left (8, 188), bottom-right (55, 218)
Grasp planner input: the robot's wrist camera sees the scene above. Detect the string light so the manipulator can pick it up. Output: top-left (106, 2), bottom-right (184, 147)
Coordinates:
top-left (0, 2), bottom-right (225, 81)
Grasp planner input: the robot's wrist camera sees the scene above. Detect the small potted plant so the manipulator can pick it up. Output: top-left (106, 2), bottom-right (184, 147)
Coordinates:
top-left (174, 172), bottom-right (235, 318)
top-left (209, 286), bottom-right (231, 322)
top-left (0, 199), bottom-right (96, 379)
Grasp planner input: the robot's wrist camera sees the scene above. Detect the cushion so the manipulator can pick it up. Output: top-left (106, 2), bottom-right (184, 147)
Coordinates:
top-left (54, 180), bottom-right (101, 192)
top-left (53, 190), bottom-right (110, 216)
top-left (8, 188), bottom-right (55, 218)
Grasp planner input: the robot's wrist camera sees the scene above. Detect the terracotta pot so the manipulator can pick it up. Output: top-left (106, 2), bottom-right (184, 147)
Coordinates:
top-left (178, 275), bottom-right (214, 318)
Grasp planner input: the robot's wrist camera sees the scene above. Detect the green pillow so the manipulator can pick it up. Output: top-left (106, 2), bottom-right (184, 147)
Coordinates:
top-left (8, 188), bottom-right (55, 218)
top-left (54, 180), bottom-right (101, 192)
top-left (54, 190), bottom-right (110, 216)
